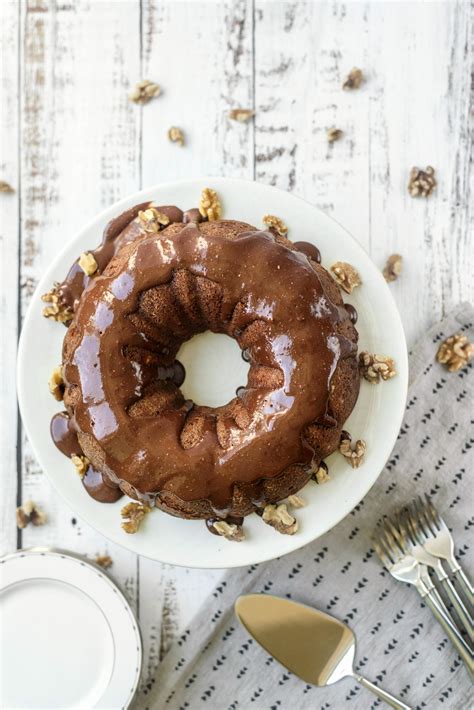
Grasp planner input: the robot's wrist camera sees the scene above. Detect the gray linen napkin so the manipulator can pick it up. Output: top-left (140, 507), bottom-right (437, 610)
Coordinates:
top-left (137, 303), bottom-right (474, 710)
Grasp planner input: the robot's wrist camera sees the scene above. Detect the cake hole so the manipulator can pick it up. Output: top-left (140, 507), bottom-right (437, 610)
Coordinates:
top-left (177, 332), bottom-right (250, 407)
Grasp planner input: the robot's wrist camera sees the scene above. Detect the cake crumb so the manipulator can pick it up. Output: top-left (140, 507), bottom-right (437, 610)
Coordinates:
top-left (436, 334), bottom-right (474, 372)
top-left (121, 502), bottom-right (151, 534)
top-left (262, 503), bottom-right (298, 535)
top-left (359, 352), bottom-right (397, 383)
top-left (199, 187), bottom-right (221, 221)
top-left (383, 254), bottom-right (403, 282)
top-left (327, 127), bottom-right (343, 143)
top-left (168, 126), bottom-right (185, 146)
top-left (138, 207), bottom-right (170, 233)
top-left (71, 454), bottom-right (90, 479)
top-left (343, 67), bottom-right (364, 90)
top-left (287, 494), bottom-right (306, 508)
top-left (330, 262), bottom-right (362, 293)
top-left (263, 214), bottom-right (288, 236)
top-left (48, 365), bottom-right (64, 401)
top-left (16, 500), bottom-right (47, 529)
top-left (229, 108), bottom-right (254, 122)
top-left (41, 283), bottom-right (73, 324)
top-left (78, 252), bottom-right (98, 276)
top-left (212, 520), bottom-right (245, 542)
top-left (129, 79), bottom-right (161, 104)
top-left (408, 166), bottom-right (436, 197)
top-left (95, 555), bottom-right (113, 569)
top-left (339, 433), bottom-right (366, 468)
top-left (0, 180), bottom-right (14, 193)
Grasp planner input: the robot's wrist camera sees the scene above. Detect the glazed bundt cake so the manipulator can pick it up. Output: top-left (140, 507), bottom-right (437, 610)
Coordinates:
top-left (45, 195), bottom-right (360, 532)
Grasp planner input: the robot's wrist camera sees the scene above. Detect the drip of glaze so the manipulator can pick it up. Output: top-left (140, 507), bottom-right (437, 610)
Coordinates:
top-left (236, 386), bottom-right (246, 397)
top-left (344, 303), bottom-right (358, 324)
top-left (205, 515), bottom-right (244, 536)
top-left (183, 208), bottom-right (204, 224)
top-left (293, 241), bottom-right (322, 264)
top-left (157, 360), bottom-right (186, 387)
top-left (82, 467), bottom-right (123, 503)
top-left (51, 412), bottom-right (82, 456)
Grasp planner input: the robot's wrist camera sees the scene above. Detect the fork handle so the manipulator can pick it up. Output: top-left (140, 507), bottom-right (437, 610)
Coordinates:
top-left (438, 576), bottom-right (474, 642)
top-left (450, 562), bottom-right (474, 606)
top-left (354, 674), bottom-right (412, 709)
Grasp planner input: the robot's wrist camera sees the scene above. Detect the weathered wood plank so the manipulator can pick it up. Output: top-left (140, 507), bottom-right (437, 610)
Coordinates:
top-left (0, 0), bottom-right (20, 556)
top-left (19, 0), bottom-right (141, 606)
top-left (138, 0), bottom-right (254, 689)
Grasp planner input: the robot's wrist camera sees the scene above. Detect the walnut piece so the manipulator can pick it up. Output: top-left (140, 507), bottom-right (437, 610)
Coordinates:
top-left (262, 503), bottom-right (298, 535)
top-left (212, 520), bottom-right (245, 542)
top-left (16, 500), bottom-right (47, 529)
top-left (168, 126), bottom-right (185, 145)
top-left (129, 79), bottom-right (161, 104)
top-left (48, 365), bottom-right (64, 401)
top-left (263, 214), bottom-right (288, 236)
top-left (327, 127), bottom-right (343, 143)
top-left (78, 251), bottom-right (98, 276)
top-left (41, 283), bottom-right (73, 323)
top-left (339, 434), bottom-right (366, 468)
top-left (436, 334), bottom-right (474, 372)
top-left (95, 555), bottom-right (113, 569)
top-left (343, 68), bottom-right (364, 90)
top-left (408, 166), bottom-right (436, 197)
top-left (330, 262), bottom-right (362, 293)
top-left (383, 253), bottom-right (403, 282)
top-left (359, 352), bottom-right (397, 383)
top-left (0, 180), bottom-right (14, 193)
top-left (138, 207), bottom-right (170, 233)
top-left (314, 463), bottom-right (330, 484)
top-left (287, 494), bottom-right (306, 509)
top-left (229, 108), bottom-right (254, 122)
top-left (121, 502), bottom-right (151, 534)
top-left (71, 454), bottom-right (90, 479)
top-left (199, 187), bottom-right (221, 221)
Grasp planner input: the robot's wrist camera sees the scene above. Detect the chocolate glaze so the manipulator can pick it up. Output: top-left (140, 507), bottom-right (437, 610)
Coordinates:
top-left (345, 303), bottom-right (358, 324)
top-left (293, 241), bottom-right (322, 264)
top-left (205, 515), bottom-right (244, 536)
top-left (58, 210), bottom-right (357, 514)
top-left (157, 361), bottom-right (186, 387)
top-left (51, 411), bottom-right (82, 456)
top-left (82, 466), bottom-right (123, 503)
top-left (183, 208), bottom-right (203, 224)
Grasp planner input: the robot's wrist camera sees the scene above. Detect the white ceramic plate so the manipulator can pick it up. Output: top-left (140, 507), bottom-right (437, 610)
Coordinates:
top-left (0, 548), bottom-right (141, 709)
top-left (17, 177), bottom-right (408, 569)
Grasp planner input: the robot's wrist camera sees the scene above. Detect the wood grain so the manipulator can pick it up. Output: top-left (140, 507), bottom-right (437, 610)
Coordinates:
top-left (2, 0), bottom-right (472, 696)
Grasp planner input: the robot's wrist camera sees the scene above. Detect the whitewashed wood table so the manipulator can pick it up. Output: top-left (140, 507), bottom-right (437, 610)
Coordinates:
top-left (1, 0), bottom-right (472, 696)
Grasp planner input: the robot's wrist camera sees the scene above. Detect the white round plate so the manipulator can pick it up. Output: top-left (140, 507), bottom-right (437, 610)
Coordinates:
top-left (17, 177), bottom-right (408, 569)
top-left (0, 548), bottom-right (141, 709)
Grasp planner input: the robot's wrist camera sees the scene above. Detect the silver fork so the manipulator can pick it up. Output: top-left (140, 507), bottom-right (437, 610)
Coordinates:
top-left (410, 495), bottom-right (474, 604)
top-left (400, 510), bottom-right (473, 642)
top-left (373, 523), bottom-right (473, 674)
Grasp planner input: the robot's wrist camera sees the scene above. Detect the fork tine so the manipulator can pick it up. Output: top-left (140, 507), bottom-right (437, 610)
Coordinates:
top-left (373, 538), bottom-right (393, 569)
top-left (405, 504), bottom-right (424, 545)
top-left (380, 525), bottom-right (403, 563)
top-left (384, 516), bottom-right (405, 551)
top-left (424, 494), bottom-right (442, 532)
top-left (415, 496), bottom-right (437, 537)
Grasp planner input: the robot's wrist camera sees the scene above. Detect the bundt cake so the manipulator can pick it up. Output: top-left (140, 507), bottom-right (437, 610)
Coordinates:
top-left (45, 194), bottom-right (360, 531)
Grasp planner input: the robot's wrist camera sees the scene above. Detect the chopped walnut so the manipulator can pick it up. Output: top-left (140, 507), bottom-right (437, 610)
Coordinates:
top-left (408, 166), bottom-right (436, 197)
top-left (287, 494), bottom-right (306, 509)
top-left (327, 127), bottom-right (343, 143)
top-left (262, 503), bottom-right (298, 535)
top-left (71, 454), bottom-right (90, 479)
top-left (129, 79), bottom-right (161, 104)
top-left (263, 214), bottom-right (288, 236)
top-left (121, 502), bottom-right (151, 534)
top-left (339, 434), bottom-right (366, 468)
top-left (168, 126), bottom-right (185, 145)
top-left (95, 555), bottom-right (113, 569)
top-left (314, 464), bottom-right (330, 484)
top-left (383, 254), bottom-right (403, 282)
top-left (41, 283), bottom-right (73, 323)
top-left (229, 108), bottom-right (254, 122)
top-left (343, 68), bottom-right (364, 90)
top-left (359, 352), bottom-right (397, 383)
top-left (436, 334), bottom-right (474, 372)
top-left (199, 187), bottom-right (221, 221)
top-left (212, 520), bottom-right (245, 542)
top-left (0, 180), bottom-right (14, 192)
top-left (138, 207), bottom-right (170, 233)
top-left (330, 262), bottom-right (362, 293)
top-left (16, 500), bottom-right (47, 529)
top-left (78, 251), bottom-right (98, 276)
top-left (48, 365), bottom-right (64, 401)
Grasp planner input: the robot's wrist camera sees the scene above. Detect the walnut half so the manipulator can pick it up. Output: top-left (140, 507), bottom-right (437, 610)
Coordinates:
top-left (339, 433), bottom-right (366, 468)
top-left (287, 494), bottom-right (306, 508)
top-left (129, 79), bottom-right (161, 104)
top-left (408, 166), bottom-right (436, 197)
top-left (168, 126), bottom-right (185, 146)
top-left (262, 214), bottom-right (288, 236)
top-left (71, 454), bottom-right (90, 479)
top-left (383, 254), bottom-right (403, 282)
top-left (16, 500), bottom-right (47, 529)
top-left (138, 207), bottom-right (170, 233)
top-left (212, 520), bottom-right (245, 542)
top-left (121, 502), bottom-right (151, 534)
top-left (330, 262), bottom-right (362, 294)
top-left (343, 68), bottom-right (364, 90)
top-left (95, 555), bottom-right (113, 569)
top-left (436, 334), bottom-right (474, 372)
top-left (48, 366), bottom-right (65, 401)
top-left (359, 352), bottom-right (397, 383)
top-left (262, 503), bottom-right (298, 535)
top-left (199, 188), bottom-right (221, 221)
top-left (41, 283), bottom-right (73, 324)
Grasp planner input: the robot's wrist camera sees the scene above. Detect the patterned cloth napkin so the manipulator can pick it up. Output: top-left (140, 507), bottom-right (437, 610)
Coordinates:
top-left (136, 303), bottom-right (474, 710)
